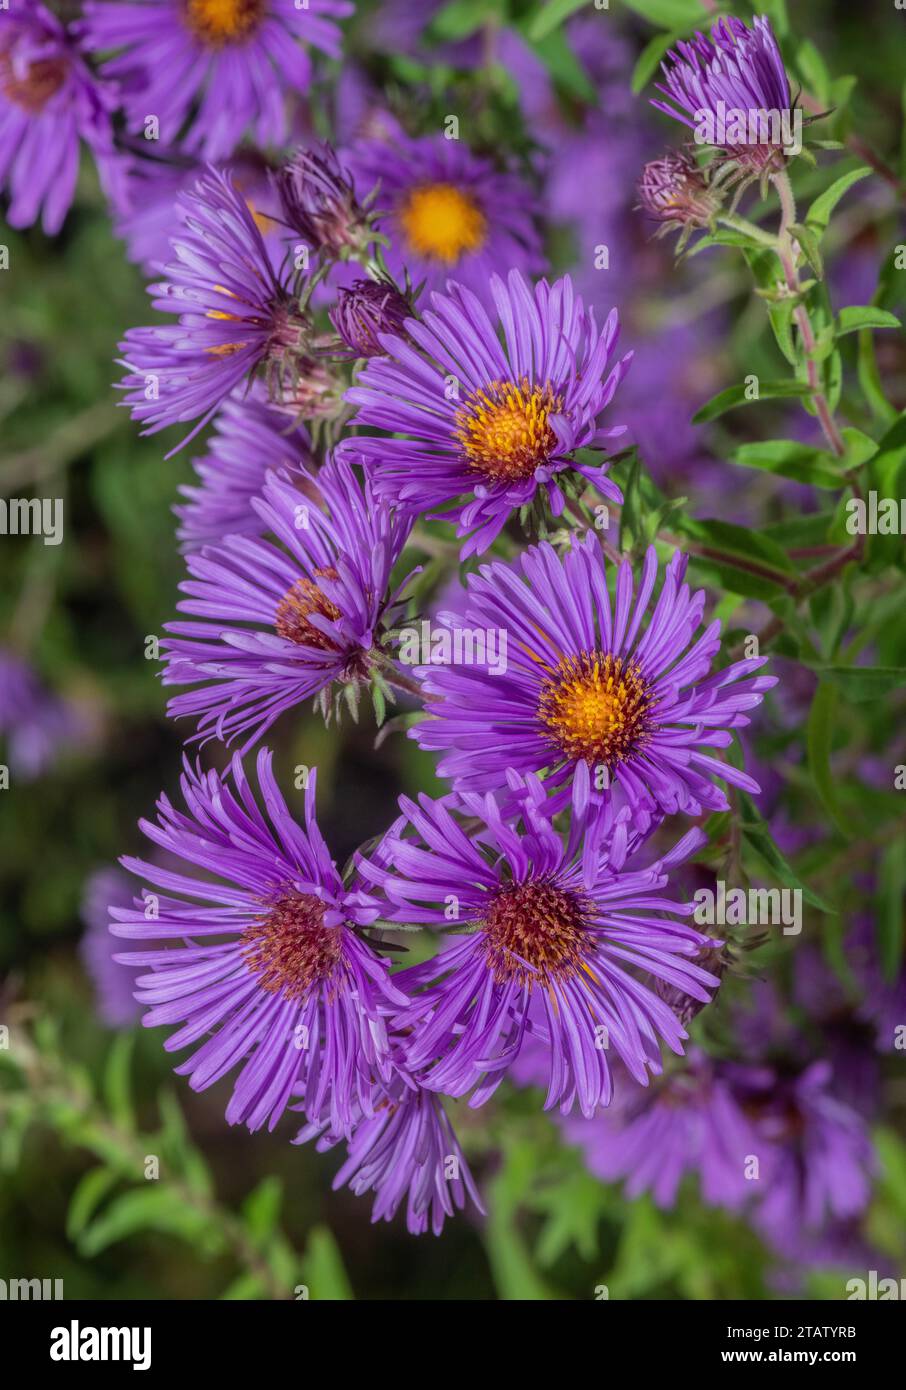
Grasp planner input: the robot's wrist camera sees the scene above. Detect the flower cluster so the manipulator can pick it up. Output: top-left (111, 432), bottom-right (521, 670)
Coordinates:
top-left (22, 4), bottom-right (888, 1268)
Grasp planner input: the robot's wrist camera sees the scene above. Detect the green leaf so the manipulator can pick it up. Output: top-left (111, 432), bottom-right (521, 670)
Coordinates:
top-left (77, 1188), bottom-right (214, 1257)
top-left (812, 665), bottom-right (906, 702)
top-left (731, 440), bottom-right (846, 489)
top-left (836, 306), bottom-right (902, 336)
top-left (301, 1225), bottom-right (354, 1300)
top-left (805, 682), bottom-right (850, 839)
top-left (631, 30), bottom-right (678, 94)
top-left (429, 0), bottom-right (500, 41)
top-left (877, 843), bottom-right (906, 982)
top-left (795, 39), bottom-right (831, 107)
top-left (805, 166), bottom-right (872, 234)
top-left (692, 379), bottom-right (813, 424)
top-left (242, 1176), bottom-right (283, 1244)
top-left (67, 1166), bottom-right (121, 1241)
top-left (527, 0), bottom-right (587, 42)
top-left (102, 1030), bottom-right (136, 1131)
top-left (738, 792), bottom-right (834, 913)
top-left (621, 0), bottom-right (703, 26)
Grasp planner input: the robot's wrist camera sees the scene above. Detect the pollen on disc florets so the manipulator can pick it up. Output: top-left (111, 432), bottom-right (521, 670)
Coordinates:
top-left (275, 566), bottom-right (342, 649)
top-left (0, 54), bottom-right (68, 114)
top-left (398, 183), bottom-right (487, 264)
top-left (185, 0), bottom-right (266, 45)
top-left (538, 651), bottom-right (654, 770)
top-left (242, 891), bottom-right (342, 1000)
top-left (454, 378), bottom-right (563, 484)
top-left (481, 878), bottom-right (592, 989)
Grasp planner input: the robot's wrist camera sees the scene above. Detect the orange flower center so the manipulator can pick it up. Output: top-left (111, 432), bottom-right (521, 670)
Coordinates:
top-left (454, 378), bottom-right (562, 483)
top-left (185, 0), bottom-right (265, 45)
top-left (537, 652), bottom-right (653, 770)
top-left (398, 183), bottom-right (487, 264)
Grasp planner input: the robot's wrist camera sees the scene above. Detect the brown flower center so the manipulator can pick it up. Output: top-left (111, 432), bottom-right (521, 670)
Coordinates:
top-left (242, 892), bottom-right (341, 1000)
top-left (275, 566), bottom-right (341, 649)
top-left (482, 879), bottom-right (591, 989)
top-left (0, 55), bottom-right (67, 114)
top-left (537, 651), bottom-right (654, 770)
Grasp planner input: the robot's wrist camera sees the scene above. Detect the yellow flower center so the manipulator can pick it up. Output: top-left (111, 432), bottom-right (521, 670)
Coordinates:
top-left (185, 0), bottom-right (265, 44)
top-left (454, 378), bottom-right (562, 483)
top-left (482, 879), bottom-right (591, 989)
top-left (537, 652), bottom-right (653, 770)
top-left (398, 183), bottom-right (487, 265)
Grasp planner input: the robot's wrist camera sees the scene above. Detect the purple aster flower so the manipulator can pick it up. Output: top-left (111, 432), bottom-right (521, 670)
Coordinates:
top-left (296, 1076), bottom-right (483, 1236)
top-left (343, 269), bottom-right (632, 557)
top-left (329, 277), bottom-right (414, 358)
top-left (358, 776), bottom-right (719, 1116)
top-left (111, 751), bottom-right (408, 1135)
top-left (751, 1061), bottom-right (875, 1250)
top-left (163, 454), bottom-right (414, 747)
top-left (0, 649), bottom-right (86, 780)
top-left (80, 0), bottom-right (351, 161)
top-left (563, 1051), bottom-right (768, 1210)
top-left (117, 168), bottom-right (308, 453)
top-left (565, 1052), bottom-right (874, 1243)
top-left (342, 127), bottom-right (545, 309)
top-left (652, 16), bottom-right (796, 176)
top-left (80, 866), bottom-right (144, 1029)
top-left (410, 535), bottom-right (776, 830)
top-left (175, 383), bottom-right (311, 551)
top-left (0, 0), bottom-right (126, 235)
top-left (115, 149), bottom-right (285, 276)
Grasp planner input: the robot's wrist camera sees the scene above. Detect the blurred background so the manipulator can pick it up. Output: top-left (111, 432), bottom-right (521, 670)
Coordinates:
top-left (2, 0), bottom-right (906, 1300)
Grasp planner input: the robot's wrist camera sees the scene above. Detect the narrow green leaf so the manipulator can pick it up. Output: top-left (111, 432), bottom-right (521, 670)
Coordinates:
top-left (806, 682), bottom-right (850, 839)
top-left (877, 843), bottom-right (906, 982)
top-left (631, 31), bottom-right (678, 94)
top-left (527, 0), bottom-right (587, 42)
top-left (692, 380), bottom-right (813, 424)
top-left (836, 306), bottom-right (902, 336)
top-left (812, 665), bottom-right (906, 702)
top-left (805, 166), bottom-right (872, 233)
top-left (738, 792), bottom-right (834, 913)
top-left (731, 440), bottom-right (845, 488)
top-left (302, 1226), bottom-right (354, 1300)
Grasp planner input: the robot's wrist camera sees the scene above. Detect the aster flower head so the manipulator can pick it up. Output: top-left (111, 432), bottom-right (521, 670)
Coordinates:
top-left (0, 0), bottom-right (126, 235)
top-left (274, 143), bottom-right (371, 259)
top-left (342, 127), bottom-right (545, 309)
top-left (565, 1052), bottom-right (874, 1243)
top-left (329, 276), bottom-right (414, 358)
top-left (652, 16), bottom-right (798, 177)
top-left (111, 751), bottom-right (408, 1135)
top-left (163, 454), bottom-right (414, 747)
top-left (411, 534), bottom-right (776, 830)
top-left (0, 649), bottom-right (85, 780)
top-left (563, 1051), bottom-right (770, 1211)
top-left (296, 1076), bottom-right (484, 1236)
top-left (117, 168), bottom-right (309, 453)
top-left (637, 149), bottom-right (722, 242)
top-left (343, 269), bottom-right (632, 557)
top-left (175, 383), bottom-right (311, 551)
top-left (80, 0), bottom-right (351, 161)
top-left (358, 776), bottom-right (720, 1117)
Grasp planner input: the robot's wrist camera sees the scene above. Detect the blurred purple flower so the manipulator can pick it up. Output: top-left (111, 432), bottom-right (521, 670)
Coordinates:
top-left (80, 0), bottom-right (350, 161)
top-left (0, 0), bottom-right (126, 234)
top-left (0, 650), bottom-right (84, 780)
